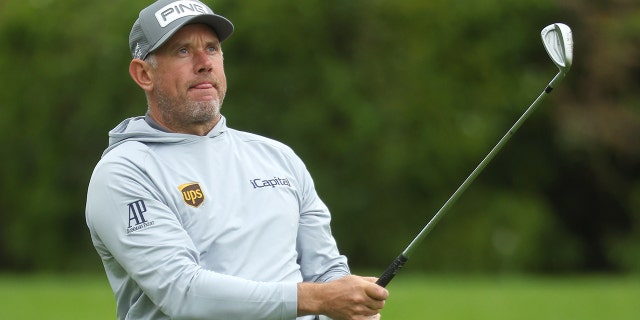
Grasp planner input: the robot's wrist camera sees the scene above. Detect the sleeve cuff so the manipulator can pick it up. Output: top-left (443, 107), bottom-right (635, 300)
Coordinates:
top-left (283, 281), bottom-right (300, 319)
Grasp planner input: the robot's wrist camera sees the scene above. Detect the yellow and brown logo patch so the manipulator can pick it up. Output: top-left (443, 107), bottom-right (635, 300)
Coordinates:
top-left (178, 183), bottom-right (205, 208)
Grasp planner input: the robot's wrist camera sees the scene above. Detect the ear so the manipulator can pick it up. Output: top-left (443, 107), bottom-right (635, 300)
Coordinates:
top-left (129, 59), bottom-right (154, 91)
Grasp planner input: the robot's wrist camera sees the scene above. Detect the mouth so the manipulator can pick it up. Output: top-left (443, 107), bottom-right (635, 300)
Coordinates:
top-left (190, 82), bottom-right (215, 90)
top-left (188, 81), bottom-right (220, 101)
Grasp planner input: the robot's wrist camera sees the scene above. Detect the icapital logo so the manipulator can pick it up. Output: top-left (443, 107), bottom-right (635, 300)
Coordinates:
top-left (179, 182), bottom-right (205, 207)
top-left (250, 177), bottom-right (291, 189)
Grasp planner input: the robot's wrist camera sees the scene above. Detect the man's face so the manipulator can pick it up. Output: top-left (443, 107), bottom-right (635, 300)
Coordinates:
top-left (148, 23), bottom-right (227, 133)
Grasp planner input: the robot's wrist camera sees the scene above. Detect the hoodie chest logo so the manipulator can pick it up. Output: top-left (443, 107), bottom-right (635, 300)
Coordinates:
top-left (250, 177), bottom-right (291, 189)
top-left (178, 183), bottom-right (205, 208)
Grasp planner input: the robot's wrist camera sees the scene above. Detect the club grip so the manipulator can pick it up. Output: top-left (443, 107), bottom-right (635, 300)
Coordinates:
top-left (375, 254), bottom-right (409, 287)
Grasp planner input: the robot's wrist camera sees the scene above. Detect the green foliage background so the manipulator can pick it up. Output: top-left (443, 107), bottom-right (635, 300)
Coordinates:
top-left (0, 0), bottom-right (638, 274)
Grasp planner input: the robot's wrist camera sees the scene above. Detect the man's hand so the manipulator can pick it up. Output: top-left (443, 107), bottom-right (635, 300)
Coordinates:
top-left (298, 275), bottom-right (389, 320)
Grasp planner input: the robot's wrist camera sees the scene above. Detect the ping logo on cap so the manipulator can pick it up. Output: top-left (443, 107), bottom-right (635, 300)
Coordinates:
top-left (155, 0), bottom-right (212, 28)
top-left (178, 182), bottom-right (205, 207)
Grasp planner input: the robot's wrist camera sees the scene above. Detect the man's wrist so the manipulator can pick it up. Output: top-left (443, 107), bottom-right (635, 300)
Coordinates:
top-left (297, 282), bottom-right (323, 316)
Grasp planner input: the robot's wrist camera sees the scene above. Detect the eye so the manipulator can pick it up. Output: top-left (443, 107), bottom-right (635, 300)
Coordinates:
top-left (178, 47), bottom-right (188, 55)
top-left (207, 45), bottom-right (218, 53)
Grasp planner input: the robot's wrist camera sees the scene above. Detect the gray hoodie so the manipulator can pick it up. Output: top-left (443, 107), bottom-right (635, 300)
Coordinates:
top-left (86, 115), bottom-right (348, 320)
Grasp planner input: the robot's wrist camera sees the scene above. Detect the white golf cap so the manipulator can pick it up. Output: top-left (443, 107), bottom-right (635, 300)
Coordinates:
top-left (129, 0), bottom-right (234, 60)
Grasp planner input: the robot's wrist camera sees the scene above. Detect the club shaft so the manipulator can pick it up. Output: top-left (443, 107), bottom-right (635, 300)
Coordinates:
top-left (403, 82), bottom-right (554, 258)
top-left (377, 75), bottom-right (563, 288)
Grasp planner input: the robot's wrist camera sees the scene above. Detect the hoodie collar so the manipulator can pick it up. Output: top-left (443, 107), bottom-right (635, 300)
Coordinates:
top-left (102, 114), bottom-right (228, 157)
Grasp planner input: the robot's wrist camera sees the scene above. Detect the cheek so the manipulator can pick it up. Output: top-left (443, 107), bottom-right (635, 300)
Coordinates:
top-left (216, 70), bottom-right (227, 93)
top-left (215, 59), bottom-right (226, 86)
top-left (155, 65), bottom-right (189, 91)
top-left (215, 64), bottom-right (226, 82)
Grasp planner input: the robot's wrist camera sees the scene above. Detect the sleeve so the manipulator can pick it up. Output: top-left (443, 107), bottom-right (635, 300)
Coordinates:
top-left (86, 156), bottom-right (298, 320)
top-left (294, 156), bottom-right (351, 283)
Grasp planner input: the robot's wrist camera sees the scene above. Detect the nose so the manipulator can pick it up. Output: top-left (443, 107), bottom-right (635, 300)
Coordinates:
top-left (193, 50), bottom-right (213, 74)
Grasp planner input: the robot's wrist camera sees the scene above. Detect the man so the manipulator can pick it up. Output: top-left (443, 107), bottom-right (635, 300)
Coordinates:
top-left (85, 1), bottom-right (388, 319)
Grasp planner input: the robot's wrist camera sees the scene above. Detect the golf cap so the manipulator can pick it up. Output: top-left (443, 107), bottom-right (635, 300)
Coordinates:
top-left (129, 0), bottom-right (234, 60)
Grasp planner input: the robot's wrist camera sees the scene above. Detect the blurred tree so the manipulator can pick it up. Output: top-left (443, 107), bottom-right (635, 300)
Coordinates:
top-left (0, 0), bottom-right (142, 270)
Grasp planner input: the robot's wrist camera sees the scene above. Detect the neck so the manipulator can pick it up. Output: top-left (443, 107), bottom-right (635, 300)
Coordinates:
top-left (147, 112), bottom-right (220, 136)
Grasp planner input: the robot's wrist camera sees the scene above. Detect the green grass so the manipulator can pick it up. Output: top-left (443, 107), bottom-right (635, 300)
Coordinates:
top-left (0, 273), bottom-right (638, 319)
top-left (382, 274), bottom-right (640, 320)
top-left (0, 274), bottom-right (115, 320)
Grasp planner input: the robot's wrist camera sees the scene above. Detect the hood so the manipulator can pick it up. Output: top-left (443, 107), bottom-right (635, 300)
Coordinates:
top-left (102, 115), bottom-right (228, 157)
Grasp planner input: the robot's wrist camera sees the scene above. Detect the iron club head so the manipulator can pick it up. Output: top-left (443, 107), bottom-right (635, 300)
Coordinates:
top-left (541, 23), bottom-right (573, 89)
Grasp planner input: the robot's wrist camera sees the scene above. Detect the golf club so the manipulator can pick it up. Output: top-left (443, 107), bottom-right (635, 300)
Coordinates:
top-left (376, 23), bottom-right (573, 287)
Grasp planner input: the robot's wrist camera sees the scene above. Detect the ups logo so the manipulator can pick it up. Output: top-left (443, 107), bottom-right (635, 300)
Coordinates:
top-left (178, 183), bottom-right (205, 208)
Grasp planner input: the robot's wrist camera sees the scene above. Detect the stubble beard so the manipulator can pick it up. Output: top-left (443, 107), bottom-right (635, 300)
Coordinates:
top-left (154, 90), bottom-right (223, 132)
